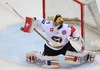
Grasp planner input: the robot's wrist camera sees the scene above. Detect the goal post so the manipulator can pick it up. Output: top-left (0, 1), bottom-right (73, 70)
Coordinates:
top-left (73, 0), bottom-right (89, 51)
top-left (74, 0), bottom-right (85, 42)
top-left (42, 0), bottom-right (46, 18)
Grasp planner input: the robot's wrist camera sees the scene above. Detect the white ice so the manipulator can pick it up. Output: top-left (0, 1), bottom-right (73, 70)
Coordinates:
top-left (0, 0), bottom-right (100, 70)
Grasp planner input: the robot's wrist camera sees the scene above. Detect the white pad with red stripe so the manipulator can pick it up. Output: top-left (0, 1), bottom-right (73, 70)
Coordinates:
top-left (26, 51), bottom-right (60, 68)
top-left (65, 50), bottom-right (95, 64)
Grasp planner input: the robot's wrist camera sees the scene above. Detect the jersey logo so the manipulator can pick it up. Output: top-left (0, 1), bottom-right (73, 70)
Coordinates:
top-left (50, 28), bottom-right (54, 32)
top-left (51, 36), bottom-right (62, 43)
top-left (62, 30), bottom-right (66, 35)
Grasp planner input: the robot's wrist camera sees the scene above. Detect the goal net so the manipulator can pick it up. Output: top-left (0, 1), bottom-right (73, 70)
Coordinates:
top-left (43, 0), bottom-right (100, 52)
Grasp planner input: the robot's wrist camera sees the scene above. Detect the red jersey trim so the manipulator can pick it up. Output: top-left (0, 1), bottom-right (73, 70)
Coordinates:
top-left (70, 26), bottom-right (76, 36)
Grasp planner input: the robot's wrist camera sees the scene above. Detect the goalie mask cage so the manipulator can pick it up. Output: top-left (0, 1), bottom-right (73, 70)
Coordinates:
top-left (42, 0), bottom-right (100, 52)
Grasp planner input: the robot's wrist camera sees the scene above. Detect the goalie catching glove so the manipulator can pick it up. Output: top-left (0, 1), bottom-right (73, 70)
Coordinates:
top-left (70, 36), bottom-right (84, 44)
top-left (69, 36), bottom-right (85, 51)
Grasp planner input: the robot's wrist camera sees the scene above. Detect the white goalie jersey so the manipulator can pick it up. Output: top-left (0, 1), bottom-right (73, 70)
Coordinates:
top-left (32, 18), bottom-right (79, 50)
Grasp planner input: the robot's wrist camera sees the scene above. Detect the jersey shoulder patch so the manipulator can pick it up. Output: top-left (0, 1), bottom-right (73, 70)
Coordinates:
top-left (41, 19), bottom-right (51, 25)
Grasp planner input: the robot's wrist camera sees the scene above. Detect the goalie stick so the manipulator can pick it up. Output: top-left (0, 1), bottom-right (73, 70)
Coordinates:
top-left (6, 2), bottom-right (24, 20)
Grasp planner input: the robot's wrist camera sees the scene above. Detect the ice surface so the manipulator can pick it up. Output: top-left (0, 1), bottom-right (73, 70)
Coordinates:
top-left (0, 0), bottom-right (100, 70)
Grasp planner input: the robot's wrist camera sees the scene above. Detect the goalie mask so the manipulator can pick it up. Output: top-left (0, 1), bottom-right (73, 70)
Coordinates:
top-left (53, 14), bottom-right (64, 28)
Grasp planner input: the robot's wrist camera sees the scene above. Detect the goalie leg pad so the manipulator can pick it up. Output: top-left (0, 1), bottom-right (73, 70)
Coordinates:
top-left (64, 50), bottom-right (96, 64)
top-left (26, 51), bottom-right (35, 62)
top-left (65, 51), bottom-right (88, 64)
top-left (26, 51), bottom-right (60, 68)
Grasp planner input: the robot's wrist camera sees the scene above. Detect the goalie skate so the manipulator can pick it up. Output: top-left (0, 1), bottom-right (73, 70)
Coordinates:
top-left (26, 51), bottom-right (60, 68)
top-left (65, 50), bottom-right (96, 64)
